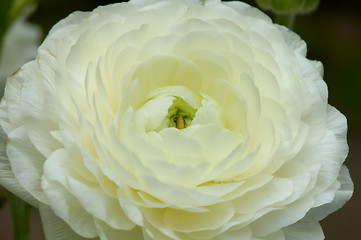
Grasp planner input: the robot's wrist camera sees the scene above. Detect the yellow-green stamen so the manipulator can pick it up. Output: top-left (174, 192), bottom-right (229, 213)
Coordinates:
top-left (176, 116), bottom-right (185, 129)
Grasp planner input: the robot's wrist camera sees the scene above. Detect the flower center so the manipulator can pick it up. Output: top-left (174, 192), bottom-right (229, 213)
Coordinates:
top-left (175, 116), bottom-right (185, 129)
top-left (133, 85), bottom-right (225, 133)
top-left (167, 97), bottom-right (196, 129)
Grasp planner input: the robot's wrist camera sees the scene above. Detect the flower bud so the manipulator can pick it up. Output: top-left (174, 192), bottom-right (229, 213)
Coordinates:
top-left (256, 0), bottom-right (320, 15)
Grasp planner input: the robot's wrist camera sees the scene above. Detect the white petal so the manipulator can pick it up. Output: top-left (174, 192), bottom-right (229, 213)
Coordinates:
top-left (6, 126), bottom-right (47, 203)
top-left (305, 165), bottom-right (353, 222)
top-left (94, 219), bottom-right (143, 240)
top-left (67, 174), bottom-right (135, 230)
top-left (253, 230), bottom-right (285, 240)
top-left (222, 1), bottom-right (272, 23)
top-left (250, 196), bottom-right (314, 236)
top-left (163, 202), bottom-right (234, 232)
top-left (157, 127), bottom-right (203, 165)
top-left (20, 78), bottom-right (62, 157)
top-left (39, 203), bottom-right (98, 240)
top-left (134, 96), bottom-right (175, 132)
top-left (42, 149), bottom-right (98, 238)
top-left (143, 202), bottom-right (234, 233)
top-left (126, 55), bottom-right (204, 103)
top-left (283, 221), bottom-right (324, 240)
top-left (0, 126), bottom-right (39, 206)
top-left (213, 226), bottom-right (252, 240)
top-left (275, 25), bottom-right (307, 57)
top-left (117, 188), bottom-right (144, 227)
top-left (136, 173), bottom-right (222, 206)
top-left (49, 11), bottom-right (91, 36)
top-left (233, 177), bottom-right (293, 215)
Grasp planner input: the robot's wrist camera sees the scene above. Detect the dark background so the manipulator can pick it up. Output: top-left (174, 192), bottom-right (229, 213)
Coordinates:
top-left (0, 0), bottom-right (360, 239)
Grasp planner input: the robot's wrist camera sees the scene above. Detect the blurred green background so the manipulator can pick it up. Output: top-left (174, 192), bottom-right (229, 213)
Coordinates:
top-left (0, 0), bottom-right (360, 239)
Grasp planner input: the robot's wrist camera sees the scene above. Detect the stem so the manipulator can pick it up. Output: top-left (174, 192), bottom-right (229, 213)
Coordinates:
top-left (275, 14), bottom-right (297, 29)
top-left (0, 189), bottom-right (7, 210)
top-left (9, 193), bottom-right (33, 240)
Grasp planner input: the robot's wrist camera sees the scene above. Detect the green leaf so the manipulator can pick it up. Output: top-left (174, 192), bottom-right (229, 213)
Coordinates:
top-left (256, 0), bottom-right (320, 15)
top-left (9, 193), bottom-right (33, 240)
top-left (0, 0), bottom-right (15, 50)
top-left (8, 0), bottom-right (37, 23)
top-left (255, 0), bottom-right (272, 10)
top-left (270, 0), bottom-right (304, 14)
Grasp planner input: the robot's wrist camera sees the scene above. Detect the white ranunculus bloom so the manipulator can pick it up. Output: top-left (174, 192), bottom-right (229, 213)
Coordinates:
top-left (0, 0), bottom-right (353, 239)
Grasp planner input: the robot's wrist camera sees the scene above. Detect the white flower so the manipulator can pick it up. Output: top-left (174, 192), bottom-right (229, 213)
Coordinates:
top-left (0, 0), bottom-right (353, 239)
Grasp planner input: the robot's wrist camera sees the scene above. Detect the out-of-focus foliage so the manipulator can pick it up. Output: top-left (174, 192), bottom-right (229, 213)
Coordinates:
top-left (256, 0), bottom-right (319, 14)
top-left (0, 0), bottom-right (14, 50)
top-left (255, 0), bottom-right (320, 27)
top-left (0, 0), bottom-right (37, 54)
top-left (0, 5), bottom-right (42, 97)
top-left (8, 0), bottom-right (37, 20)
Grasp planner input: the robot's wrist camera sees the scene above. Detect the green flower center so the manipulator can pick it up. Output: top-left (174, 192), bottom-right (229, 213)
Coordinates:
top-left (134, 85), bottom-right (225, 133)
top-left (167, 97), bottom-right (196, 129)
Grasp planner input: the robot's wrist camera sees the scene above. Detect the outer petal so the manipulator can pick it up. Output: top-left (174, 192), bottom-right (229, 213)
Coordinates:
top-left (39, 203), bottom-right (99, 240)
top-left (304, 165), bottom-right (353, 222)
top-left (275, 25), bottom-right (307, 57)
top-left (6, 126), bottom-right (47, 203)
top-left (94, 219), bottom-right (143, 240)
top-left (283, 221), bottom-right (324, 240)
top-left (213, 226), bottom-right (252, 240)
top-left (48, 11), bottom-right (91, 36)
top-left (42, 149), bottom-right (99, 238)
top-left (0, 125), bottom-right (38, 206)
